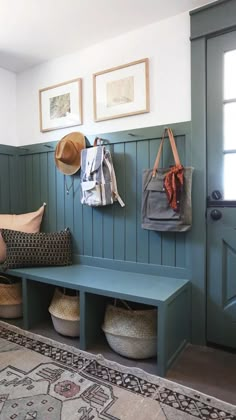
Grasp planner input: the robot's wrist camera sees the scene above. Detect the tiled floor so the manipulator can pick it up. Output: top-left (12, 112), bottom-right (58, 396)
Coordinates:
top-left (5, 319), bottom-right (236, 406)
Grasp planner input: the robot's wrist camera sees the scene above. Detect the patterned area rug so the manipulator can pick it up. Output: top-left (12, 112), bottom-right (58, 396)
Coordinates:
top-left (0, 321), bottom-right (235, 420)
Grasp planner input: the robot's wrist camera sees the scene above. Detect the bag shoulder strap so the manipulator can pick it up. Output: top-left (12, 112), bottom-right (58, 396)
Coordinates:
top-left (152, 128), bottom-right (181, 177)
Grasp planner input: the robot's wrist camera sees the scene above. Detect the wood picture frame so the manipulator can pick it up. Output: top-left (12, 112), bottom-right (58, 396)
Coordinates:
top-left (39, 78), bottom-right (82, 132)
top-left (93, 58), bottom-right (149, 122)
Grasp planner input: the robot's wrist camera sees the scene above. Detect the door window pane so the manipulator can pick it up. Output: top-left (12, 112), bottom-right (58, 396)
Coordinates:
top-left (224, 102), bottom-right (236, 150)
top-left (224, 50), bottom-right (236, 100)
top-left (224, 153), bottom-right (236, 199)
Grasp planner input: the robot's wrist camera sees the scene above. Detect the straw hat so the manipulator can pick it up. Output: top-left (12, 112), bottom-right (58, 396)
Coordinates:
top-left (55, 132), bottom-right (86, 175)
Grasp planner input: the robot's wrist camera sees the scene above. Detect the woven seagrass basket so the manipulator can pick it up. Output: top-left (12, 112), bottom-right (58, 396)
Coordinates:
top-left (0, 275), bottom-right (22, 319)
top-left (102, 301), bottom-right (157, 359)
top-left (48, 288), bottom-right (80, 337)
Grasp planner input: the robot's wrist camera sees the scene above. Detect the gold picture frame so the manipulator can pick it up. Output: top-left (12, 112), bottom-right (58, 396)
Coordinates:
top-left (39, 78), bottom-right (82, 132)
top-left (93, 58), bottom-right (149, 122)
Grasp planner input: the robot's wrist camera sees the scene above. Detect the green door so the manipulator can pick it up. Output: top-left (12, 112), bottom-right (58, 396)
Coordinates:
top-left (207, 31), bottom-right (236, 348)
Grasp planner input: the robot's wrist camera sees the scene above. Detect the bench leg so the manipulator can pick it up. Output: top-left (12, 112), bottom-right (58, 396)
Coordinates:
top-left (22, 278), bottom-right (54, 330)
top-left (80, 292), bottom-right (107, 350)
top-left (157, 303), bottom-right (167, 377)
top-left (158, 285), bottom-right (191, 377)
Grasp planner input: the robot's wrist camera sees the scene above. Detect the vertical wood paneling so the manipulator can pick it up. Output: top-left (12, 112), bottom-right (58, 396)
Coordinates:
top-left (16, 155), bottom-right (26, 214)
top-left (0, 155), bottom-right (10, 213)
top-left (64, 175), bottom-right (74, 233)
top-left (149, 138), bottom-right (162, 265)
top-left (103, 206), bottom-right (114, 260)
top-left (175, 135), bottom-right (186, 267)
top-left (93, 208), bottom-right (103, 257)
top-left (137, 140), bottom-right (149, 263)
top-left (113, 143), bottom-right (126, 261)
top-left (83, 206), bottom-right (93, 256)
top-left (9, 156), bottom-right (18, 213)
top-left (73, 173), bottom-right (83, 255)
top-left (56, 169), bottom-right (65, 230)
top-left (25, 156), bottom-right (33, 212)
top-left (124, 142), bottom-right (137, 262)
top-left (161, 138), bottom-right (176, 266)
top-left (47, 152), bottom-right (57, 232)
top-left (32, 154), bottom-right (40, 210)
top-left (40, 153), bottom-right (48, 230)
top-left (10, 126), bottom-right (189, 274)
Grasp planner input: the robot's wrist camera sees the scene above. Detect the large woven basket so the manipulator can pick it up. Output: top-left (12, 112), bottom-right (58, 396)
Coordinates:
top-left (0, 275), bottom-right (22, 319)
top-left (102, 302), bottom-right (157, 359)
top-left (48, 288), bottom-right (80, 337)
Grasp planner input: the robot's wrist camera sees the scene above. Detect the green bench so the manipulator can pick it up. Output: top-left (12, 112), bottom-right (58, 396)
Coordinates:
top-left (8, 264), bottom-right (191, 377)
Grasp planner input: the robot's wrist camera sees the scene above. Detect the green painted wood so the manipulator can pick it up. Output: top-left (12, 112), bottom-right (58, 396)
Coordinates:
top-left (102, 205), bottom-right (114, 260)
top-left (124, 142), bottom-right (137, 262)
top-left (190, 37), bottom-right (207, 345)
top-left (149, 138), bottom-right (162, 265)
top-left (8, 265), bottom-right (189, 304)
top-left (207, 31), bottom-right (236, 348)
top-left (73, 172), bottom-right (83, 255)
top-left (83, 206), bottom-right (93, 256)
top-left (8, 265), bottom-right (190, 376)
top-left (78, 255), bottom-right (190, 278)
top-left (0, 155), bottom-right (10, 213)
top-left (113, 143), bottom-right (125, 261)
top-left (80, 292), bottom-right (107, 349)
top-left (47, 152), bottom-right (57, 232)
top-left (137, 140), bottom-right (149, 263)
top-left (11, 123), bottom-right (191, 279)
top-left (166, 287), bottom-right (191, 364)
top-left (56, 169), bottom-right (65, 231)
top-left (17, 155), bottom-right (26, 214)
top-left (40, 153), bottom-right (49, 230)
top-left (92, 208), bottom-right (103, 258)
top-left (190, 0), bottom-right (236, 40)
top-left (190, 0), bottom-right (236, 345)
top-left (207, 220), bottom-right (236, 347)
top-left (23, 278), bottom-right (54, 329)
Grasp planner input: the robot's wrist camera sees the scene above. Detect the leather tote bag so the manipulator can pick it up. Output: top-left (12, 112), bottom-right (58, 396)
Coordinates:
top-left (141, 128), bottom-right (193, 232)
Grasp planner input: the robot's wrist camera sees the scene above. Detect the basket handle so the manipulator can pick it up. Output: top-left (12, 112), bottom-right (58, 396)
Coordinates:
top-left (63, 287), bottom-right (79, 297)
top-left (114, 299), bottom-right (132, 311)
top-left (0, 275), bottom-right (13, 284)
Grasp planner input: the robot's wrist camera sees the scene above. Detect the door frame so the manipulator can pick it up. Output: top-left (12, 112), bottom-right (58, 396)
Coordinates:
top-left (190, 0), bottom-right (236, 344)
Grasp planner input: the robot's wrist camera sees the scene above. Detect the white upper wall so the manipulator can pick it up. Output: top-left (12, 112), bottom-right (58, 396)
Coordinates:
top-left (0, 67), bottom-right (17, 146)
top-left (15, 11), bottom-right (191, 146)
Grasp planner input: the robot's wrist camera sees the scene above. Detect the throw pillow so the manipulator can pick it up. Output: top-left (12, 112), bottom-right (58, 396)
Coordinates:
top-left (1, 228), bottom-right (72, 270)
top-left (0, 204), bottom-right (45, 263)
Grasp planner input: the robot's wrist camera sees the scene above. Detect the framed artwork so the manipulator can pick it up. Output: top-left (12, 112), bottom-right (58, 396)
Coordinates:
top-left (93, 58), bottom-right (149, 122)
top-left (39, 78), bottom-right (82, 132)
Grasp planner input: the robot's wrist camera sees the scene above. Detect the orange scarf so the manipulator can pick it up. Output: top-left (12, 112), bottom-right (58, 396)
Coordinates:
top-left (164, 165), bottom-right (184, 212)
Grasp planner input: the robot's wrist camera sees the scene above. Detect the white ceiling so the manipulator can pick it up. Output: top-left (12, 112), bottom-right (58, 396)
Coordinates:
top-left (0, 0), bottom-right (214, 73)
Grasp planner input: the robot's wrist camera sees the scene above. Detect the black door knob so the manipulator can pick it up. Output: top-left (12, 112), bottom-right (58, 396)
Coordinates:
top-left (212, 190), bottom-right (222, 200)
top-left (210, 209), bottom-right (222, 220)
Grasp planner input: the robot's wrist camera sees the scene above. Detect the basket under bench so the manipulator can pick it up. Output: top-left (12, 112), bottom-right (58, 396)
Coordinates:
top-left (7, 264), bottom-right (191, 377)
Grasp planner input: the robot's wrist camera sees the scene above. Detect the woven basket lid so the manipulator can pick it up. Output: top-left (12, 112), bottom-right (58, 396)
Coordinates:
top-left (49, 288), bottom-right (80, 321)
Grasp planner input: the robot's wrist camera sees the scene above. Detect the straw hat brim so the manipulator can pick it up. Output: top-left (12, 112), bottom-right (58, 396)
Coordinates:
top-left (55, 132), bottom-right (86, 175)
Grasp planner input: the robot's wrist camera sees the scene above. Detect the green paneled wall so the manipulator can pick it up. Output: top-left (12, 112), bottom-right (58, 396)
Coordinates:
top-left (14, 122), bottom-right (192, 279)
top-left (0, 145), bottom-right (19, 214)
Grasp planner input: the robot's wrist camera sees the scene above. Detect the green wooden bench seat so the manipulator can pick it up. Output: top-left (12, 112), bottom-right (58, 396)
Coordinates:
top-left (7, 264), bottom-right (191, 377)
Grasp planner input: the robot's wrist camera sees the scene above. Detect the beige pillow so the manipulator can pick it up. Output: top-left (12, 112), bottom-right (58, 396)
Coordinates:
top-left (0, 204), bottom-right (45, 263)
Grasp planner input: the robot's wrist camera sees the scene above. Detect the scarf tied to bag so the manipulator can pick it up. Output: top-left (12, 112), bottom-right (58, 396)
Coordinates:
top-left (164, 165), bottom-right (184, 212)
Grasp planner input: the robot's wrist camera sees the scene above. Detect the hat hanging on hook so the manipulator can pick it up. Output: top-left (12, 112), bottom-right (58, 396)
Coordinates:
top-left (54, 132), bottom-right (86, 175)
